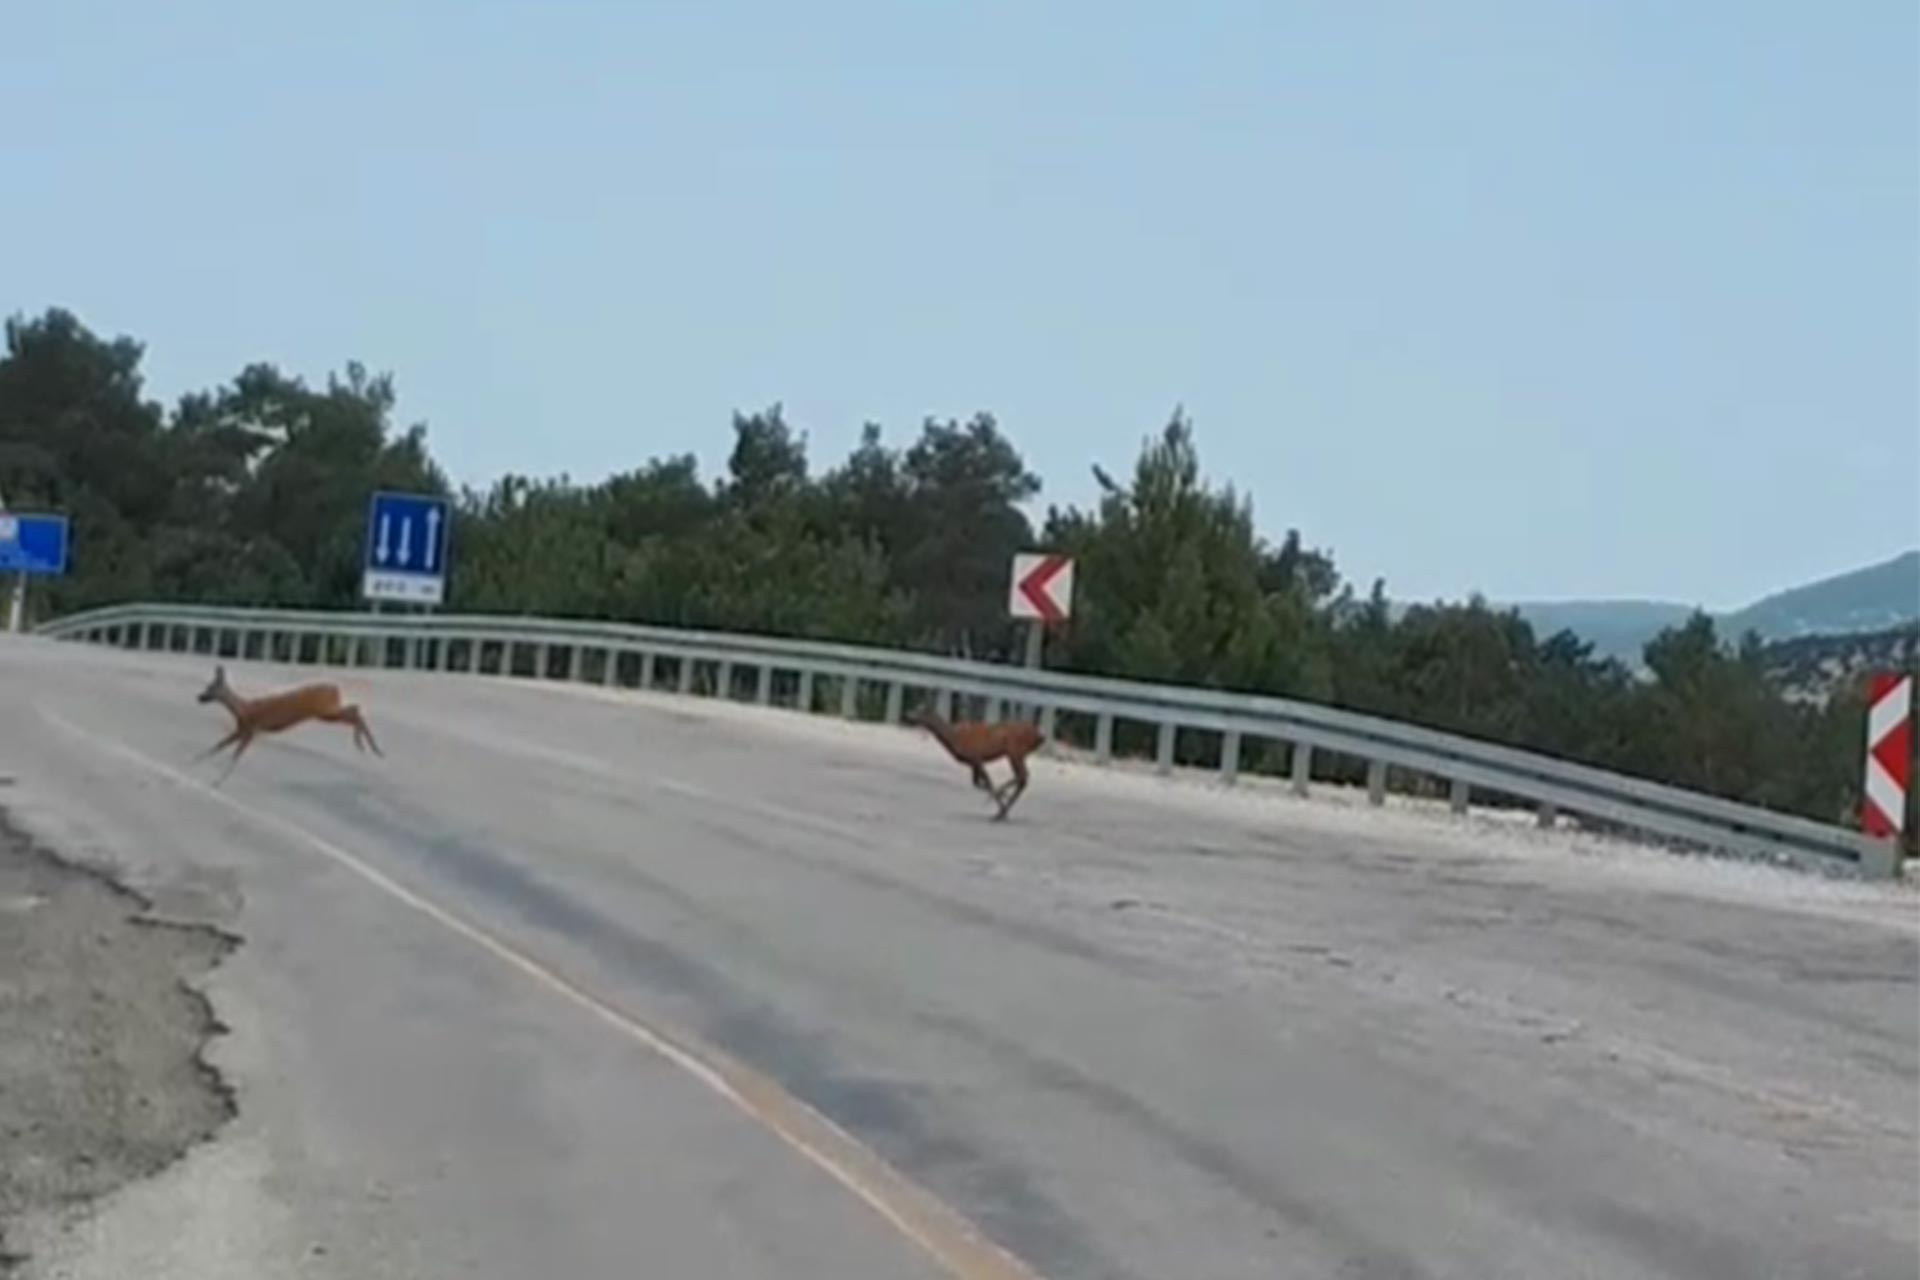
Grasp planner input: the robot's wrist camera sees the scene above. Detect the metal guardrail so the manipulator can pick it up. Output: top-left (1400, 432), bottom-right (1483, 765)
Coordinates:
top-left (35, 601), bottom-right (1905, 879)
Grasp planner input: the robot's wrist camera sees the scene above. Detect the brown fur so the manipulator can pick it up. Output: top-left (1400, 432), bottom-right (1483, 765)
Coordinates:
top-left (195, 665), bottom-right (382, 784)
top-left (906, 705), bottom-right (1044, 820)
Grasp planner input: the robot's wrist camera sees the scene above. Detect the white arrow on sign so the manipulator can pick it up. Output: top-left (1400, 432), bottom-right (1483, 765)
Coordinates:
top-left (397, 517), bottom-right (413, 567)
top-left (376, 515), bottom-right (392, 565)
top-left (424, 507), bottom-right (442, 571)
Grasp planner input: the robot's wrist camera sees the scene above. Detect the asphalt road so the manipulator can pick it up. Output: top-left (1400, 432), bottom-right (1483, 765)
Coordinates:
top-left (1, 636), bottom-right (1914, 1280)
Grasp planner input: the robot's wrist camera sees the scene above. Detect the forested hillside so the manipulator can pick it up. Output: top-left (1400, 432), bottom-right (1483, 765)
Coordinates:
top-left (3, 307), bottom-right (1913, 851)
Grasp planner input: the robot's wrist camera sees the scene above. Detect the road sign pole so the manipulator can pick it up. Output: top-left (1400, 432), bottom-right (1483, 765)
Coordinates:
top-left (1024, 620), bottom-right (1043, 669)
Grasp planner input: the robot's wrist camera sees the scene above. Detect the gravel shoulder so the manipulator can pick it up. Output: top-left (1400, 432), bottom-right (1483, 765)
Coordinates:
top-left (0, 807), bottom-right (238, 1273)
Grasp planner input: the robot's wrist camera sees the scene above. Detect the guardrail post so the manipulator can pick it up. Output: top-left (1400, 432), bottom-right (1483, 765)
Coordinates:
top-left (562, 645), bottom-right (580, 681)
top-left (716, 660), bottom-right (734, 701)
top-left (1449, 778), bottom-right (1471, 815)
top-left (597, 648), bottom-right (615, 685)
top-left (840, 675), bottom-right (859, 719)
top-left (1039, 704), bottom-right (1057, 743)
top-left (796, 669), bottom-right (814, 713)
top-left (1220, 730), bottom-right (1241, 785)
top-left (1095, 713), bottom-right (1114, 763)
top-left (1536, 800), bottom-right (1558, 829)
top-left (757, 666), bottom-right (774, 706)
top-left (1290, 743), bottom-right (1312, 797)
top-left (1155, 723), bottom-right (1176, 775)
top-left (883, 681), bottom-right (903, 724)
top-left (939, 689), bottom-right (956, 721)
top-left (1367, 759), bottom-right (1388, 806)
top-left (639, 652), bottom-right (656, 691)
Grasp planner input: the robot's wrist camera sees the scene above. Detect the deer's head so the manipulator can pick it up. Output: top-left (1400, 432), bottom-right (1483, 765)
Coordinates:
top-left (197, 665), bottom-right (229, 705)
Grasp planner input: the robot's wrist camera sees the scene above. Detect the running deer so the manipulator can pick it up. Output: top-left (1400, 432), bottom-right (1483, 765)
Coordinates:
top-left (195, 665), bottom-right (382, 784)
top-left (905, 704), bottom-right (1044, 820)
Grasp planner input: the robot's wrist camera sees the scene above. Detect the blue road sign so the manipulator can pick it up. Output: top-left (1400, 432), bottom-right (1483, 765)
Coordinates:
top-left (0, 512), bottom-right (69, 575)
top-left (362, 490), bottom-right (451, 605)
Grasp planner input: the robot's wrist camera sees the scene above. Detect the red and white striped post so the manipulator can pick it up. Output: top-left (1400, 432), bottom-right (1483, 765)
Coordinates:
top-left (1861, 671), bottom-right (1913, 842)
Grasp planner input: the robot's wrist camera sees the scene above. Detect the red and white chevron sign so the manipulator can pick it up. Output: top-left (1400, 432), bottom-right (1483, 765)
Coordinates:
top-left (1861, 672), bottom-right (1913, 839)
top-left (1008, 552), bottom-right (1074, 624)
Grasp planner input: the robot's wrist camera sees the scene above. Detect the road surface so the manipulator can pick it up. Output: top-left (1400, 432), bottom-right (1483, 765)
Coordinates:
top-left (1, 636), bottom-right (1914, 1280)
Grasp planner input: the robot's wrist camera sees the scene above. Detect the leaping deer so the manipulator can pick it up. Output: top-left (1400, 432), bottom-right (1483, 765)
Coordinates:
top-left (195, 664), bottom-right (382, 784)
top-left (905, 704), bottom-right (1044, 820)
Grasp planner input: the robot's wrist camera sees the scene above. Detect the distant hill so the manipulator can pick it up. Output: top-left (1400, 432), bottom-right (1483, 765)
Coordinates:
top-left (1503, 550), bottom-right (1920, 664)
top-left (1502, 599), bottom-right (1696, 663)
top-left (1722, 550), bottom-right (1920, 642)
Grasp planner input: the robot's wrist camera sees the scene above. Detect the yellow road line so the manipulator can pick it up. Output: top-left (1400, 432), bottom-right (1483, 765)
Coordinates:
top-left (37, 707), bottom-right (1045, 1280)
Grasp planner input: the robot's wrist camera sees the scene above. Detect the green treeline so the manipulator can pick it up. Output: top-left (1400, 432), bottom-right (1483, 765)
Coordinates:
top-left (2, 308), bottom-right (1911, 846)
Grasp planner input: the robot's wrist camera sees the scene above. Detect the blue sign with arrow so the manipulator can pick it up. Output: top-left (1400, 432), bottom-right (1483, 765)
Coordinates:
top-left (0, 512), bottom-right (70, 575)
top-left (362, 490), bottom-right (450, 605)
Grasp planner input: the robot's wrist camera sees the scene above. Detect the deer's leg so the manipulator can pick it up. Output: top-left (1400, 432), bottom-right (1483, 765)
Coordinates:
top-left (323, 705), bottom-right (383, 758)
top-left (212, 732), bottom-right (254, 787)
top-left (351, 708), bottom-right (384, 758)
top-left (992, 753), bottom-right (1031, 820)
top-left (969, 762), bottom-right (994, 792)
top-left (195, 728), bottom-right (242, 763)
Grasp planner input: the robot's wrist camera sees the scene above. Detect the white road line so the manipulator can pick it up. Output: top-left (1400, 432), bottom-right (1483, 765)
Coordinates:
top-left (36, 706), bottom-right (1045, 1280)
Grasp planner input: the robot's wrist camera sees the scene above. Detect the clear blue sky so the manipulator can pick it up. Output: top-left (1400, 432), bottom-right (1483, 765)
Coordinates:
top-left (4, 2), bottom-right (1914, 608)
